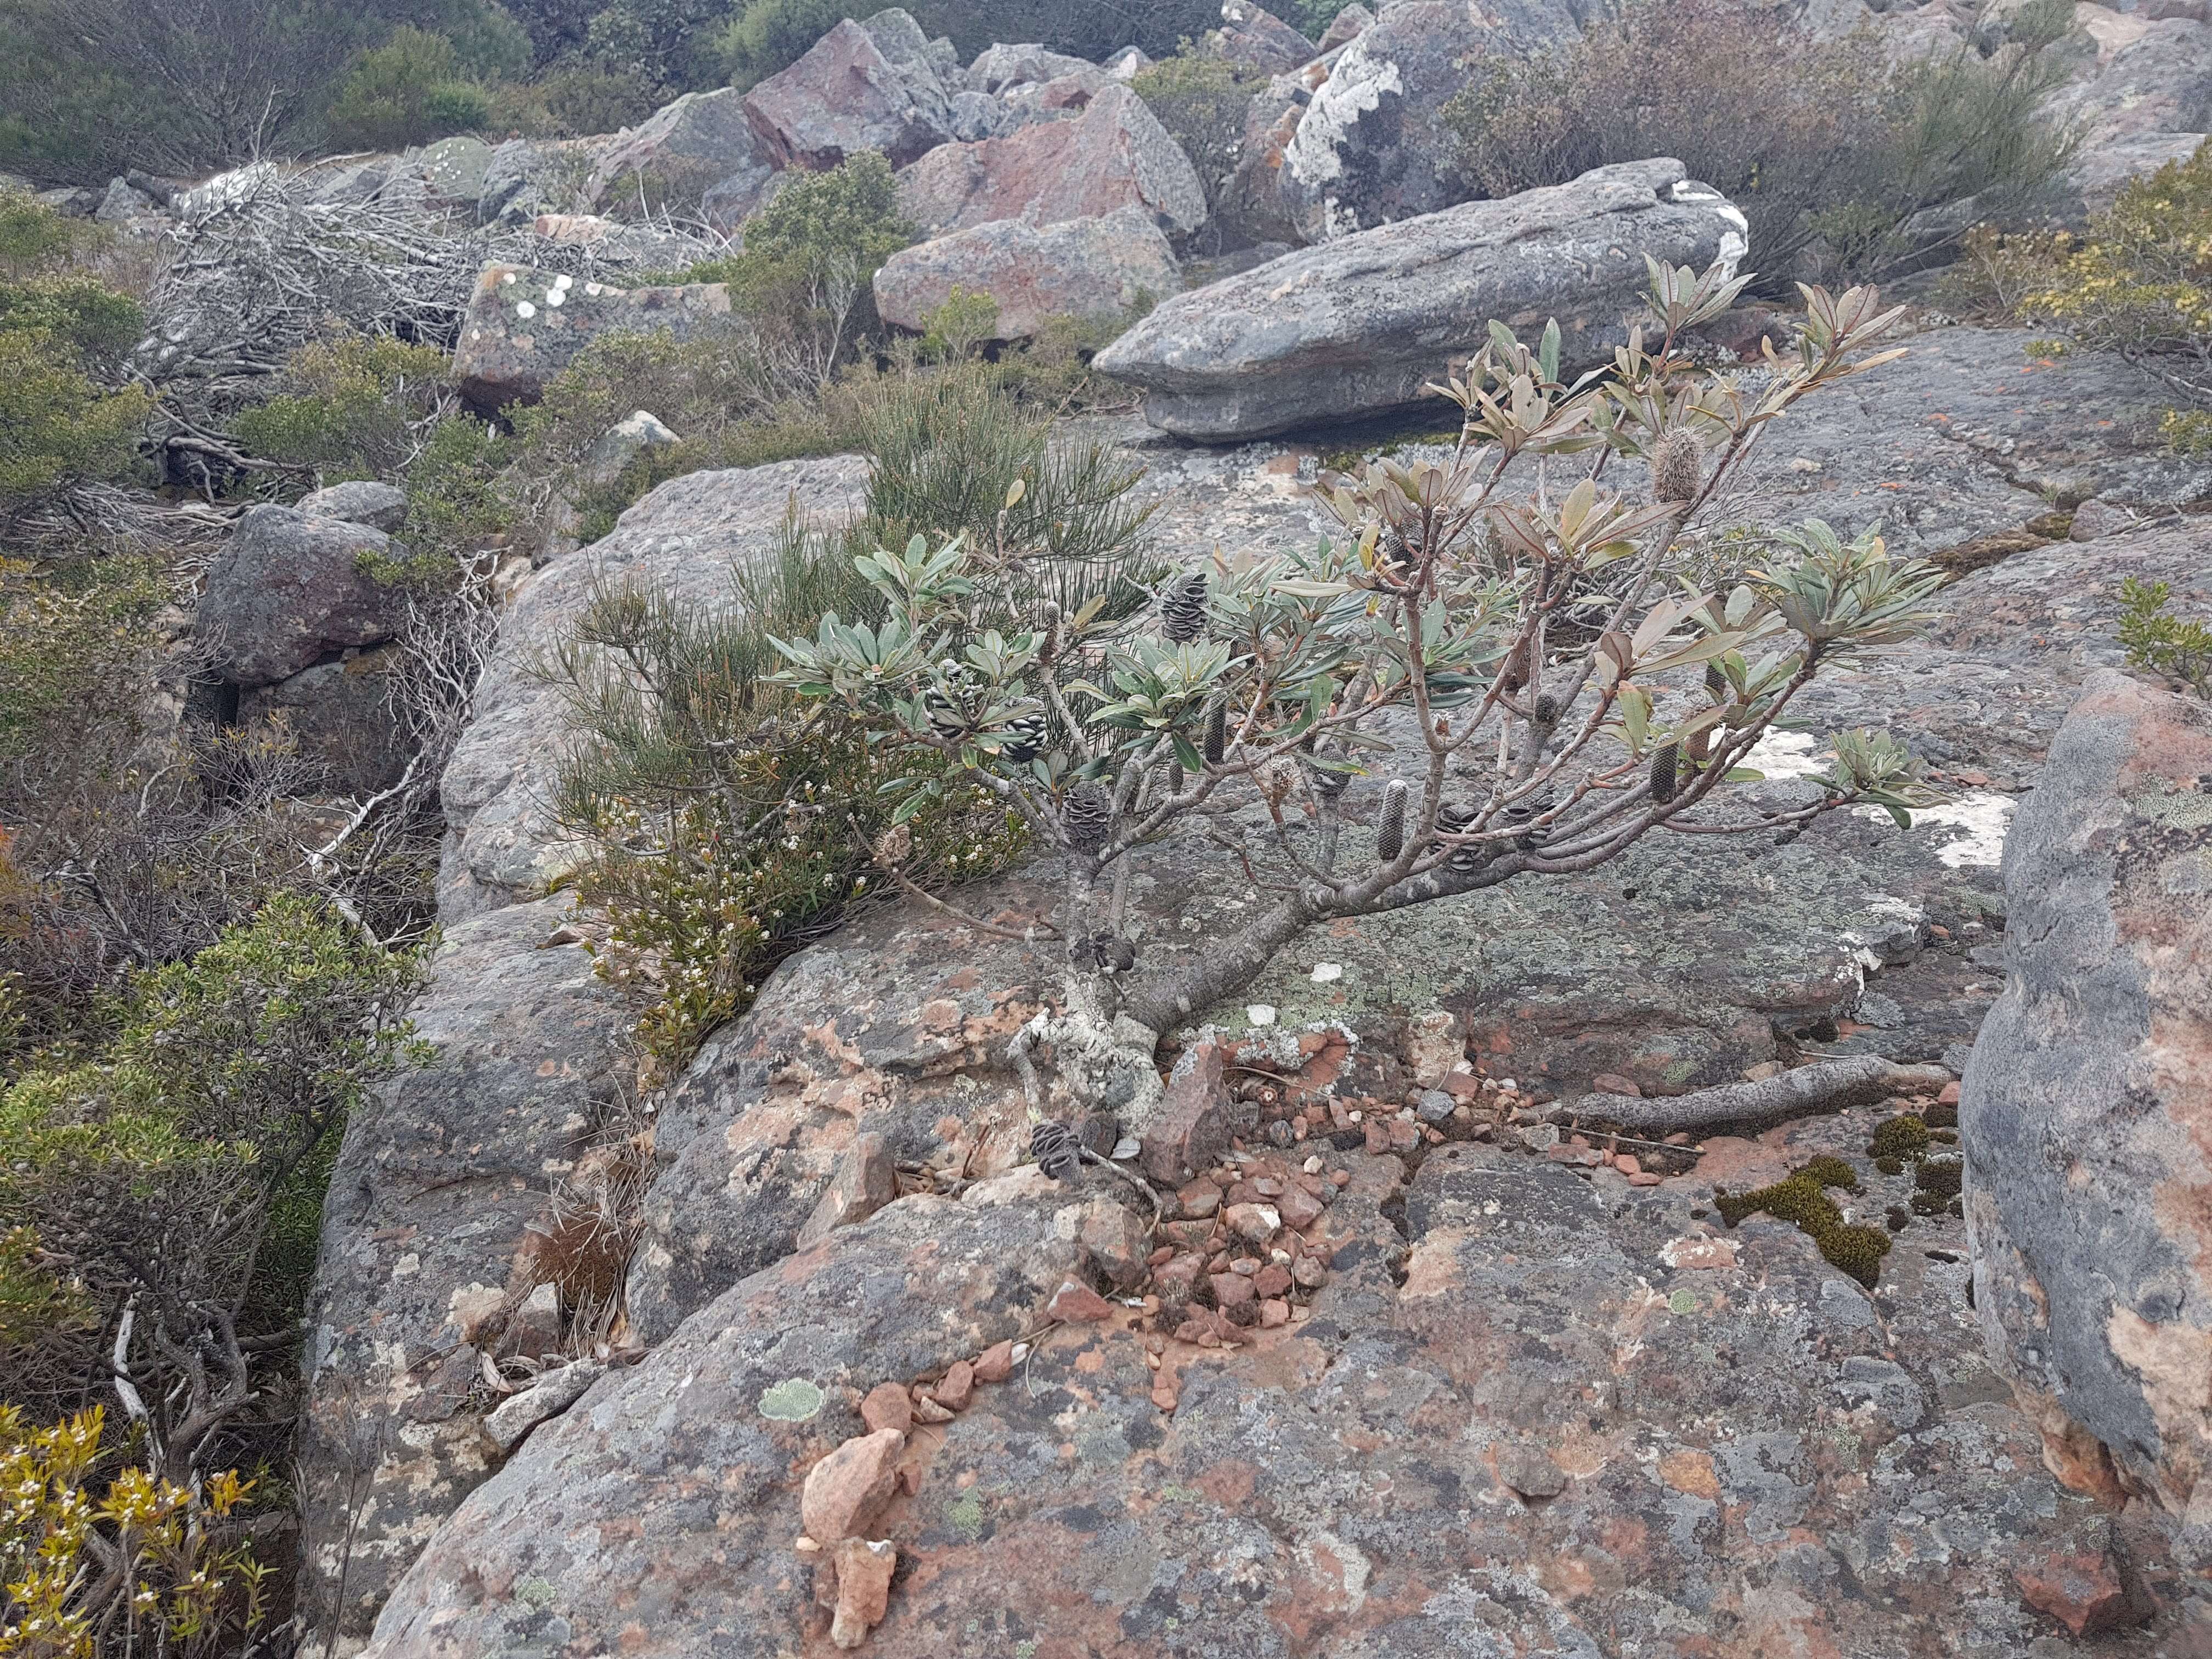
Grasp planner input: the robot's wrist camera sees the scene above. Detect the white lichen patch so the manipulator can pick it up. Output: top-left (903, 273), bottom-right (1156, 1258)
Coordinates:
top-left (1863, 792), bottom-right (2014, 868)
top-left (515, 300), bottom-right (536, 319)
top-left (1743, 729), bottom-right (1829, 780)
top-left (1311, 962), bottom-right (1345, 983)
top-left (501, 271), bottom-right (517, 285)
top-left (1246, 1003), bottom-right (1278, 1026)
top-left (544, 288), bottom-right (565, 307)
top-left (554, 273), bottom-right (574, 289)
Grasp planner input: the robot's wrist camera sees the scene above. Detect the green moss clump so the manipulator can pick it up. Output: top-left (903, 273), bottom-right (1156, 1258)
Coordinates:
top-left (1869, 1114), bottom-right (1931, 1161)
top-left (1886, 1205), bottom-right (1911, 1233)
top-left (1712, 1160), bottom-right (1894, 1288)
top-left (1874, 1155), bottom-right (1905, 1176)
top-left (1929, 1128), bottom-right (1959, 1144)
top-left (1915, 1157), bottom-right (1963, 1199)
top-left (1924, 1101), bottom-right (1959, 1129)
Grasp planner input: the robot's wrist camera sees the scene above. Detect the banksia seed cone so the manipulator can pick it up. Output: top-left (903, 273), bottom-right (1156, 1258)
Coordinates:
top-left (1650, 741), bottom-right (1680, 804)
top-left (1000, 708), bottom-right (1046, 764)
top-left (1160, 571), bottom-right (1209, 642)
top-left (1376, 780), bottom-right (1408, 860)
top-left (1533, 692), bottom-right (1559, 724)
top-left (1201, 695), bottom-right (1228, 765)
top-left (1705, 661), bottom-right (1729, 701)
top-left (1650, 428), bottom-right (1705, 506)
top-left (1031, 1118), bottom-right (1082, 1183)
top-left (1063, 781), bottom-right (1111, 853)
top-left (1437, 802), bottom-right (1482, 871)
top-left (871, 823), bottom-right (912, 868)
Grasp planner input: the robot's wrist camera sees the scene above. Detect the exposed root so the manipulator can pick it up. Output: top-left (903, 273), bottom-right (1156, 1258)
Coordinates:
top-left (1006, 1006), bottom-right (1165, 1126)
top-left (1553, 1055), bottom-right (1954, 1136)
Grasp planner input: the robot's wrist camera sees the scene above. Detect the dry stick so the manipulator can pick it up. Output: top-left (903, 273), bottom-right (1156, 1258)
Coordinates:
top-left (1549, 1055), bottom-right (1954, 1136)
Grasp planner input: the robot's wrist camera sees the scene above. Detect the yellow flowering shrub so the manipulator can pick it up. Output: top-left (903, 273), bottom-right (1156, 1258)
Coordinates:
top-left (0, 1406), bottom-right (268, 1658)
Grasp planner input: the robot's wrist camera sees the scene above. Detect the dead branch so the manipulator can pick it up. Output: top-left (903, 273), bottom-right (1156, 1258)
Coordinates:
top-left (1551, 1054), bottom-right (1955, 1136)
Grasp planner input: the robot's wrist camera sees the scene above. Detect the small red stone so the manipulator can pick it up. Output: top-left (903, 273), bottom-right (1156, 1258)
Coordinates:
top-left (972, 1340), bottom-right (1014, 1383)
top-left (1045, 1279), bottom-right (1115, 1322)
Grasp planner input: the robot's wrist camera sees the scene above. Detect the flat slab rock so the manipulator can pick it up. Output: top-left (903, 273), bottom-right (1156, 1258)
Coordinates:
top-left (363, 1143), bottom-right (2202, 1655)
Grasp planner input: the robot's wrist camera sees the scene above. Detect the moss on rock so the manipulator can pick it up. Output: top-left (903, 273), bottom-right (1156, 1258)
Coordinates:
top-left (1714, 1159), bottom-right (1893, 1289)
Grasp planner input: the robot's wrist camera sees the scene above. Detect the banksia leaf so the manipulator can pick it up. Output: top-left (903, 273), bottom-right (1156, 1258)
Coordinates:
top-left (1650, 428), bottom-right (1705, 506)
top-left (1376, 779), bottom-right (1407, 861)
top-left (1650, 741), bottom-right (1680, 803)
top-left (1159, 571), bottom-right (1209, 643)
top-left (1063, 781), bottom-right (1111, 853)
top-left (1202, 695), bottom-right (1228, 765)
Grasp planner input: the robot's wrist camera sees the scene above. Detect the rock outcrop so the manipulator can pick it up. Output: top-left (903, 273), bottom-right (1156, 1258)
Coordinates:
top-left (742, 12), bottom-right (957, 171)
top-left (870, 205), bottom-right (1181, 339)
top-left (199, 505), bottom-right (401, 687)
top-left (452, 266), bottom-right (739, 409)
top-left (1963, 669), bottom-right (2212, 1526)
top-left (584, 87), bottom-right (774, 214)
top-left (1093, 159), bottom-right (1746, 438)
top-left (894, 82), bottom-right (1206, 239)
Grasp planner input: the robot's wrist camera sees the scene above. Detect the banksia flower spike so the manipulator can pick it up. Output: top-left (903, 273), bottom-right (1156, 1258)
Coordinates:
top-left (1375, 779), bottom-right (1408, 861)
top-left (1201, 695), bottom-right (1228, 765)
top-left (1159, 571), bottom-right (1209, 642)
top-left (1650, 428), bottom-right (1705, 507)
top-left (1167, 759), bottom-right (1186, 795)
top-left (1650, 741), bottom-right (1680, 804)
top-left (1063, 781), bottom-right (1112, 853)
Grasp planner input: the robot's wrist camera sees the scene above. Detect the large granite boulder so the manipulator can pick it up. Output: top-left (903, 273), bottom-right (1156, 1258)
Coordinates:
top-left (452, 265), bottom-right (738, 410)
top-left (200, 505), bottom-right (402, 688)
top-left (1276, 0), bottom-right (1589, 240)
top-left (871, 205), bottom-right (1181, 340)
top-left (742, 12), bottom-right (956, 171)
top-left (298, 896), bottom-right (635, 1641)
top-left (1093, 159), bottom-right (1746, 438)
top-left (964, 41), bottom-right (1098, 94)
top-left (894, 82), bottom-right (1207, 239)
top-left (296, 458), bottom-right (872, 1646)
top-left (584, 87), bottom-right (775, 215)
top-left (1963, 669), bottom-right (2212, 1528)
top-left (2045, 15), bottom-right (2212, 145)
top-left (1216, 0), bottom-right (1318, 74)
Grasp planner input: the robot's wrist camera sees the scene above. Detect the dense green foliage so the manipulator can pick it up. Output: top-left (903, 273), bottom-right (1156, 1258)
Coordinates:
top-left (325, 25), bottom-right (505, 150)
top-left (1131, 47), bottom-right (1265, 234)
top-left (2118, 578), bottom-right (2212, 698)
top-left (1443, 0), bottom-right (2077, 287)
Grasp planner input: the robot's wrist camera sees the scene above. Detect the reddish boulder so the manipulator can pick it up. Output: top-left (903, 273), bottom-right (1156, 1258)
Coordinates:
top-left (742, 18), bottom-right (955, 171)
top-left (894, 83), bottom-right (1206, 239)
top-left (1139, 1041), bottom-right (1256, 1186)
top-left (800, 1429), bottom-right (905, 1544)
top-left (1217, 0), bottom-right (1317, 74)
top-left (872, 206), bottom-right (1180, 340)
top-left (2013, 1545), bottom-right (2153, 1637)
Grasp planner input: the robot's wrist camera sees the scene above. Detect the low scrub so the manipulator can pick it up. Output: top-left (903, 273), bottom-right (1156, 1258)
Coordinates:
top-left (1444, 0), bottom-right (2078, 287)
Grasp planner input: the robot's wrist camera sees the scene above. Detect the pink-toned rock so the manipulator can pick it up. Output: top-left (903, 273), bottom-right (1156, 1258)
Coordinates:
top-left (796, 1131), bottom-right (898, 1249)
top-left (1077, 1195), bottom-right (1153, 1290)
top-left (1592, 1072), bottom-right (1641, 1098)
top-left (830, 1537), bottom-right (897, 1649)
top-left (1259, 1297), bottom-right (1291, 1328)
top-left (872, 207), bottom-right (1180, 341)
top-left (800, 1429), bottom-right (904, 1544)
top-left (1175, 1177), bottom-right (1223, 1219)
top-left (1223, 1202), bottom-right (1281, 1245)
top-left (2013, 1547), bottom-right (2152, 1637)
top-left (1253, 1263), bottom-right (1292, 1299)
top-left (1045, 1279), bottom-right (1116, 1322)
top-left (1140, 1041), bottom-right (1255, 1185)
top-left (1217, 0), bottom-right (1318, 73)
top-left (1274, 1184), bottom-right (1324, 1231)
top-left (859, 1381), bottom-right (912, 1435)
top-left (971, 1339), bottom-right (1014, 1384)
top-left (895, 83), bottom-right (1205, 239)
top-left (742, 18), bottom-right (954, 171)
top-left (932, 1358), bottom-right (975, 1411)
top-left (1154, 1252), bottom-right (1207, 1305)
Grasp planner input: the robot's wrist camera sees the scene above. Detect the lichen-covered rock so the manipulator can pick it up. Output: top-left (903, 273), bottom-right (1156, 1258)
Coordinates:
top-left (1093, 159), bottom-right (1745, 438)
top-left (364, 1139), bottom-right (2199, 1656)
top-left (298, 896), bottom-right (635, 1642)
top-left (359, 1193), bottom-right (1090, 1658)
top-left (1216, 0), bottom-right (1317, 74)
top-left (894, 82), bottom-right (1206, 239)
top-left (584, 87), bottom-right (775, 214)
top-left (871, 206), bottom-right (1180, 340)
top-left (452, 265), bottom-right (738, 409)
top-left (1276, 0), bottom-right (1586, 240)
top-left (200, 505), bottom-right (401, 687)
top-left (295, 479), bottom-right (409, 532)
top-left (742, 12), bottom-right (956, 171)
top-left (2044, 17), bottom-right (2212, 145)
top-left (1963, 669), bottom-right (2212, 1526)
